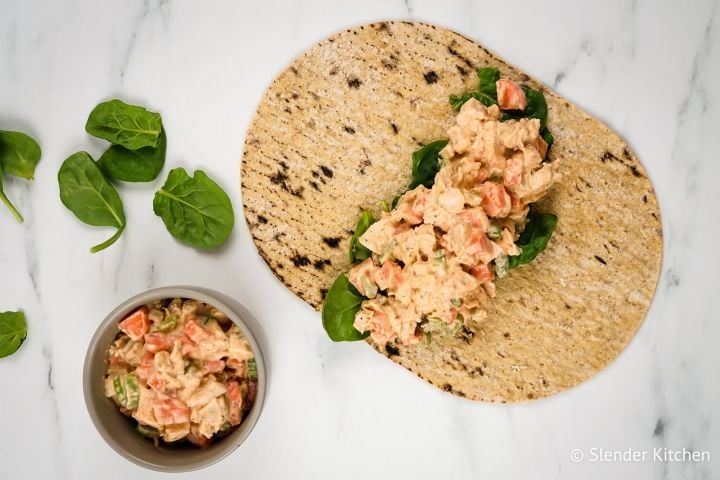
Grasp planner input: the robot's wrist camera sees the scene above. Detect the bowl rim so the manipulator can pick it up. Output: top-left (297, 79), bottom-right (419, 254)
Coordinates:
top-left (82, 286), bottom-right (267, 472)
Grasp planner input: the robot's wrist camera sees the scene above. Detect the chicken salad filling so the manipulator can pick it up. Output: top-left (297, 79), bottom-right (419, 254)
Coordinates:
top-left (322, 68), bottom-right (562, 346)
top-left (105, 298), bottom-right (258, 447)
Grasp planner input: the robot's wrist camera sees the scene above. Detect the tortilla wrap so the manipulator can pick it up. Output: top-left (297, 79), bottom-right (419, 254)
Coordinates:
top-left (241, 21), bottom-right (662, 402)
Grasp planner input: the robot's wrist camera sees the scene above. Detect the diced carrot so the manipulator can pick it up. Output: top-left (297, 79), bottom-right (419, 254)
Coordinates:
top-left (118, 307), bottom-right (150, 341)
top-left (184, 320), bottom-right (210, 343)
top-left (144, 333), bottom-right (171, 353)
top-left (205, 360), bottom-right (226, 374)
top-left (226, 381), bottom-right (243, 426)
top-left (153, 398), bottom-right (190, 425)
top-left (471, 263), bottom-right (495, 284)
top-left (496, 79), bottom-right (527, 111)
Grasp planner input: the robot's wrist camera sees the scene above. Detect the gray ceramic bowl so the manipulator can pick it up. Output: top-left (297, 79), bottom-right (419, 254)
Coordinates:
top-left (83, 286), bottom-right (266, 472)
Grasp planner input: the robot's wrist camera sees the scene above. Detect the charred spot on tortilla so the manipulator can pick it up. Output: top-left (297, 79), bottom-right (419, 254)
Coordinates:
top-left (423, 70), bottom-right (439, 84)
top-left (343, 125), bottom-right (356, 134)
top-left (322, 237), bottom-right (341, 248)
top-left (313, 259), bottom-right (331, 271)
top-left (385, 343), bottom-right (400, 356)
top-left (320, 165), bottom-right (333, 178)
top-left (347, 76), bottom-right (362, 89)
top-left (257, 215), bottom-right (268, 225)
top-left (291, 255), bottom-right (310, 268)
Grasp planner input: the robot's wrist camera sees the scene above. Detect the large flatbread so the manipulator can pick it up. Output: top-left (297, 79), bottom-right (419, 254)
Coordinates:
top-left (241, 21), bottom-right (662, 402)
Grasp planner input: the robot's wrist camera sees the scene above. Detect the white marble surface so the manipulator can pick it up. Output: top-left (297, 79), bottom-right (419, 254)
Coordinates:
top-left (0, 0), bottom-right (718, 478)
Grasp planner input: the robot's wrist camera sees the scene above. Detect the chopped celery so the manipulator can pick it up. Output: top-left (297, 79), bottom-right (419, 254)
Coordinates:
top-left (247, 358), bottom-right (258, 380)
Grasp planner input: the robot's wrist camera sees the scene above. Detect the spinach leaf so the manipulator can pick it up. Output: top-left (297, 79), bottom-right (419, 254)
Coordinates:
top-left (85, 99), bottom-right (162, 150)
top-left (0, 130), bottom-right (42, 179)
top-left (449, 67), bottom-right (500, 110)
top-left (408, 139), bottom-right (448, 189)
top-left (540, 126), bottom-right (554, 150)
top-left (322, 273), bottom-right (369, 342)
top-left (508, 212), bottom-right (558, 269)
top-left (0, 165), bottom-right (23, 222)
top-left (501, 87), bottom-right (549, 128)
top-left (0, 311), bottom-right (27, 359)
top-left (349, 210), bottom-right (376, 263)
top-left (153, 167), bottom-right (234, 249)
top-left (58, 152), bottom-right (126, 253)
top-left (97, 128), bottom-right (166, 182)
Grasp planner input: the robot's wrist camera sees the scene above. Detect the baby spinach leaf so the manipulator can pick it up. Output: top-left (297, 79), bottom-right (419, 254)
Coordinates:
top-left (153, 167), bottom-right (234, 249)
top-left (0, 130), bottom-right (42, 179)
top-left (97, 128), bottom-right (166, 182)
top-left (408, 139), bottom-right (448, 189)
top-left (349, 210), bottom-right (376, 263)
top-left (58, 152), bottom-right (126, 253)
top-left (449, 67), bottom-right (500, 110)
top-left (85, 99), bottom-right (162, 150)
top-left (322, 273), bottom-right (369, 342)
top-left (540, 126), bottom-right (554, 150)
top-left (0, 165), bottom-right (23, 222)
top-left (508, 212), bottom-right (558, 269)
top-left (0, 311), bottom-right (27, 359)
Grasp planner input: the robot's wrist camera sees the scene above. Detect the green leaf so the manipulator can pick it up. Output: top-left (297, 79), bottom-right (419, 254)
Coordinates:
top-left (540, 126), bottom-right (554, 150)
top-left (0, 130), bottom-right (41, 179)
top-left (408, 140), bottom-right (448, 189)
top-left (97, 128), bottom-right (166, 182)
top-left (0, 164), bottom-right (24, 222)
top-left (349, 210), bottom-right (376, 263)
top-left (153, 167), bottom-right (234, 249)
top-left (58, 151), bottom-right (126, 253)
top-left (85, 99), bottom-right (162, 150)
top-left (321, 273), bottom-right (369, 342)
top-left (508, 212), bottom-right (558, 269)
top-left (449, 67), bottom-right (500, 110)
top-left (0, 311), bottom-right (27, 359)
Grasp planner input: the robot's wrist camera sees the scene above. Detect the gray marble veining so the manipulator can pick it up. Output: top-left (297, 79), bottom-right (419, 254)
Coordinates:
top-left (0, 0), bottom-right (718, 478)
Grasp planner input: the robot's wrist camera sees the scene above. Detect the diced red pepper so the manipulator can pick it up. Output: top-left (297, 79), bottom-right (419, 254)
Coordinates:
top-left (153, 398), bottom-right (190, 425)
top-left (136, 352), bottom-right (155, 380)
top-left (118, 307), bottom-right (150, 341)
top-left (144, 332), bottom-right (171, 353)
top-left (187, 431), bottom-right (212, 448)
top-left (226, 380), bottom-right (243, 426)
top-left (226, 358), bottom-right (243, 370)
top-left (147, 376), bottom-right (166, 392)
top-left (205, 360), bottom-right (226, 374)
top-left (471, 263), bottom-right (495, 284)
top-left (496, 79), bottom-right (527, 111)
top-left (184, 319), bottom-right (211, 343)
